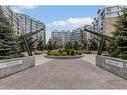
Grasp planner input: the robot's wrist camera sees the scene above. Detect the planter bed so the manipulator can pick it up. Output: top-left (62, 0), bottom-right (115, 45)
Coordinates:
top-left (45, 54), bottom-right (84, 59)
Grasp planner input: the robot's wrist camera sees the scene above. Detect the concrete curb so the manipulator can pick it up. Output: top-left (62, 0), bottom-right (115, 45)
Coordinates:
top-left (44, 54), bottom-right (84, 59)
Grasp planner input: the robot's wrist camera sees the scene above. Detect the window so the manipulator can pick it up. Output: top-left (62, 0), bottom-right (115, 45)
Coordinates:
top-left (105, 12), bottom-right (118, 18)
top-left (111, 7), bottom-right (119, 12)
top-left (17, 31), bottom-right (19, 34)
top-left (106, 8), bottom-right (111, 13)
top-left (101, 27), bottom-right (103, 30)
top-left (17, 27), bottom-right (19, 30)
top-left (106, 7), bottom-right (119, 13)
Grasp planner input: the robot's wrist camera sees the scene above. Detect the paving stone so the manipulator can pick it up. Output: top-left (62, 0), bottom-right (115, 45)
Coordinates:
top-left (0, 58), bottom-right (127, 89)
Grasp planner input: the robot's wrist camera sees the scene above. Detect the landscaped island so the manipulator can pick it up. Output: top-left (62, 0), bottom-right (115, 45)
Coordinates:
top-left (47, 49), bottom-right (82, 56)
top-left (45, 49), bottom-right (84, 59)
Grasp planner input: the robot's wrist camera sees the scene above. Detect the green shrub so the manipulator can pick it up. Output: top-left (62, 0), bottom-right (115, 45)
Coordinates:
top-left (3, 55), bottom-right (16, 59)
top-left (52, 51), bottom-right (60, 56)
top-left (76, 51), bottom-right (82, 55)
top-left (54, 52), bottom-right (60, 56)
top-left (47, 50), bottom-right (60, 56)
top-left (58, 49), bottom-right (62, 54)
top-left (47, 49), bottom-right (83, 56)
top-left (64, 49), bottom-right (70, 55)
top-left (75, 51), bottom-right (78, 54)
top-left (62, 49), bottom-right (70, 55)
top-left (70, 49), bottom-right (75, 56)
top-left (61, 51), bottom-right (67, 56)
top-left (120, 54), bottom-right (127, 60)
top-left (19, 53), bottom-right (25, 57)
top-left (47, 51), bottom-right (51, 55)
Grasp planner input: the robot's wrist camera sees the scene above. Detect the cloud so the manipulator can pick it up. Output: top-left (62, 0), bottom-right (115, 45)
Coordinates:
top-left (18, 6), bottom-right (37, 9)
top-left (11, 5), bottom-right (37, 13)
top-left (46, 17), bottom-right (93, 42)
top-left (67, 17), bottom-right (93, 26)
top-left (47, 17), bottom-right (93, 30)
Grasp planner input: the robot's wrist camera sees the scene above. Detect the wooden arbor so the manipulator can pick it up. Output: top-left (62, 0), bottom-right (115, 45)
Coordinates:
top-left (83, 28), bottom-right (113, 55)
top-left (18, 28), bottom-right (44, 56)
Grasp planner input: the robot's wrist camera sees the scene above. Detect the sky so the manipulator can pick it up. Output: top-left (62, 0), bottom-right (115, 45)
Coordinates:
top-left (11, 6), bottom-right (105, 42)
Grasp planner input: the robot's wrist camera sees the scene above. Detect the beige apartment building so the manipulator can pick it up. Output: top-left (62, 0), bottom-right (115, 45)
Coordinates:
top-left (91, 6), bottom-right (123, 37)
top-left (103, 16), bottom-right (118, 37)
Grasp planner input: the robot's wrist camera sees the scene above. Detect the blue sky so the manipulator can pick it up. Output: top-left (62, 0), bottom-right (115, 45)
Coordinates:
top-left (11, 6), bottom-right (105, 42)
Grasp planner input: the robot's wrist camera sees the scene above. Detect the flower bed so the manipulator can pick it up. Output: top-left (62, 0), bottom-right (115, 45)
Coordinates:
top-left (45, 49), bottom-right (84, 59)
top-left (47, 49), bottom-right (82, 56)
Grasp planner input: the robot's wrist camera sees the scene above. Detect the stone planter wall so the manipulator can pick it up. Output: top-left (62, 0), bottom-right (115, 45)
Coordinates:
top-left (0, 56), bottom-right (35, 79)
top-left (96, 55), bottom-right (127, 79)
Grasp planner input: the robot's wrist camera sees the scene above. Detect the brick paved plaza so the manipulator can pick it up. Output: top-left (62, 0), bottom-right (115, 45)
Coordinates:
top-left (0, 54), bottom-right (127, 89)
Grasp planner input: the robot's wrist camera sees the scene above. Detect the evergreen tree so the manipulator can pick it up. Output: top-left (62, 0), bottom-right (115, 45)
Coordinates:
top-left (47, 39), bottom-right (53, 50)
top-left (109, 7), bottom-right (127, 59)
top-left (65, 42), bottom-right (72, 49)
top-left (81, 41), bottom-right (87, 50)
top-left (89, 38), bottom-right (98, 50)
top-left (37, 36), bottom-right (44, 51)
top-left (73, 41), bottom-right (79, 50)
top-left (52, 41), bottom-right (59, 50)
top-left (0, 6), bottom-right (21, 59)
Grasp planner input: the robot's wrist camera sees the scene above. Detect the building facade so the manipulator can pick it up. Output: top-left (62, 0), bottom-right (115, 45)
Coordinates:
top-left (51, 30), bottom-right (63, 46)
top-left (1, 6), bottom-right (46, 45)
top-left (1, 6), bottom-right (24, 36)
top-left (16, 13), bottom-right (46, 45)
top-left (51, 30), bottom-right (71, 46)
top-left (92, 6), bottom-right (122, 37)
top-left (71, 25), bottom-right (92, 45)
top-left (83, 25), bottom-right (92, 40)
top-left (51, 27), bottom-right (89, 46)
top-left (71, 28), bottom-right (85, 45)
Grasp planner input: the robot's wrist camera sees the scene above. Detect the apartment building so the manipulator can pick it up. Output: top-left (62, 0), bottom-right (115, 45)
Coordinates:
top-left (71, 25), bottom-right (92, 44)
top-left (71, 28), bottom-right (84, 44)
top-left (83, 25), bottom-right (92, 40)
top-left (51, 30), bottom-right (71, 46)
top-left (1, 6), bottom-right (46, 45)
top-left (1, 6), bottom-right (24, 36)
top-left (92, 6), bottom-right (122, 37)
top-left (51, 30), bottom-right (62, 46)
top-left (51, 26), bottom-right (91, 46)
top-left (16, 13), bottom-right (46, 45)
top-left (64, 30), bottom-right (71, 43)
